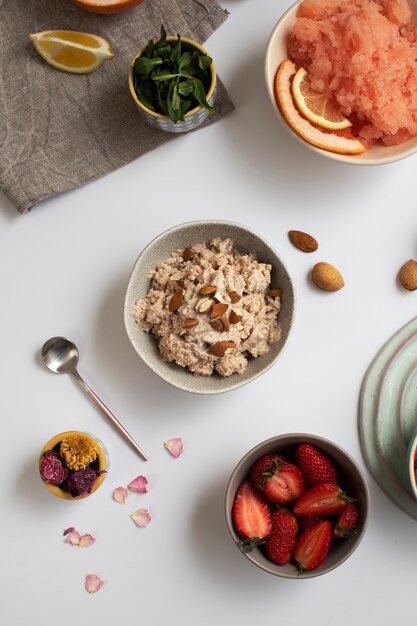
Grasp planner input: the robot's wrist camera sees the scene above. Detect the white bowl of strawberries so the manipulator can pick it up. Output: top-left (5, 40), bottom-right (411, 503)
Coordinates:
top-left (225, 433), bottom-right (369, 578)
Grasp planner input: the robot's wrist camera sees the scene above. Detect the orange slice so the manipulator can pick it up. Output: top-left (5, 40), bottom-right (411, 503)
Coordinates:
top-left (71, 0), bottom-right (144, 13)
top-left (29, 30), bottom-right (113, 74)
top-left (292, 67), bottom-right (352, 130)
top-left (274, 60), bottom-right (366, 155)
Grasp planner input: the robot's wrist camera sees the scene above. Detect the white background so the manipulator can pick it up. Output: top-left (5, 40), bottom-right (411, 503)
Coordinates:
top-left (2, 1), bottom-right (417, 624)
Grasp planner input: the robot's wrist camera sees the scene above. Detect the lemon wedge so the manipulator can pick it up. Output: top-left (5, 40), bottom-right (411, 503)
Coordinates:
top-left (291, 66), bottom-right (352, 131)
top-left (274, 60), bottom-right (365, 155)
top-left (29, 30), bottom-right (113, 74)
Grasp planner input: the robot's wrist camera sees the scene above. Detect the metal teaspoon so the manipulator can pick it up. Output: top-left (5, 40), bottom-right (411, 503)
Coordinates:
top-left (41, 336), bottom-right (149, 461)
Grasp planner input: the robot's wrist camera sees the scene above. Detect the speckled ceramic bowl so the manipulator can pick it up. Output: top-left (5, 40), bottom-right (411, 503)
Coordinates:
top-left (407, 427), bottom-right (417, 501)
top-left (225, 433), bottom-right (370, 579)
top-left (124, 221), bottom-right (295, 394)
top-left (265, 0), bottom-right (417, 165)
top-left (128, 37), bottom-right (217, 133)
top-left (39, 431), bottom-right (108, 500)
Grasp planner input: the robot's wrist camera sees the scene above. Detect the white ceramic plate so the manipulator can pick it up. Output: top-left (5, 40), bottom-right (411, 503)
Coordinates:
top-left (359, 316), bottom-right (417, 520)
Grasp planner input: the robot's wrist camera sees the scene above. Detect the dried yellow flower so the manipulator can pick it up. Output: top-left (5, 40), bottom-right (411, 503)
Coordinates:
top-left (60, 435), bottom-right (99, 471)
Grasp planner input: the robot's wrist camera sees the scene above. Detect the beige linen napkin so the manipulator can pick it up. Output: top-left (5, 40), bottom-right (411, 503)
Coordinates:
top-left (0, 0), bottom-right (234, 214)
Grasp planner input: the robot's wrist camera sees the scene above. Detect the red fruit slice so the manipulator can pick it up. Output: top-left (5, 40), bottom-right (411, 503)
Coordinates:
top-left (232, 482), bottom-right (272, 552)
top-left (265, 508), bottom-right (298, 566)
top-left (295, 443), bottom-right (337, 488)
top-left (333, 502), bottom-right (359, 539)
top-left (293, 483), bottom-right (355, 517)
top-left (250, 454), bottom-right (305, 504)
top-left (293, 520), bottom-right (332, 572)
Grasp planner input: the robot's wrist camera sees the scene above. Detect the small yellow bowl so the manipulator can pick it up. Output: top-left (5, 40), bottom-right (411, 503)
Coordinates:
top-left (128, 36), bottom-right (217, 133)
top-left (39, 431), bottom-right (108, 500)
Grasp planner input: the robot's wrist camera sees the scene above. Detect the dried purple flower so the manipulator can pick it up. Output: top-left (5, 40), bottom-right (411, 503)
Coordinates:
top-left (40, 451), bottom-right (68, 485)
top-left (67, 467), bottom-right (105, 497)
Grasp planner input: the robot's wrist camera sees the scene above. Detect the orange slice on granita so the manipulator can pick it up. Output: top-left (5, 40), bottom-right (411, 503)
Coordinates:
top-left (274, 60), bottom-right (366, 155)
top-left (292, 67), bottom-right (352, 131)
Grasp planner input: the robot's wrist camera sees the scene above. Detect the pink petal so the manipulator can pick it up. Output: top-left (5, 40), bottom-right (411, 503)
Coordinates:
top-left (63, 527), bottom-right (74, 536)
top-left (113, 486), bottom-right (128, 504)
top-left (130, 508), bottom-right (151, 527)
top-left (164, 438), bottom-right (184, 458)
top-left (85, 574), bottom-right (104, 593)
top-left (79, 533), bottom-right (96, 548)
top-left (66, 529), bottom-right (81, 546)
top-left (128, 475), bottom-right (148, 493)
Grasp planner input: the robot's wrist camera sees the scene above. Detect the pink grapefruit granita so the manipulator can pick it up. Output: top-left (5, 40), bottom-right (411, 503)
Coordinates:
top-left (288, 0), bottom-right (417, 145)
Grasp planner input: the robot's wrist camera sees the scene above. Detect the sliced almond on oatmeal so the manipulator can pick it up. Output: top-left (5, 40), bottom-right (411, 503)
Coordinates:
top-left (229, 310), bottom-right (243, 324)
top-left (210, 318), bottom-right (224, 332)
top-left (168, 290), bottom-right (184, 312)
top-left (181, 318), bottom-right (199, 328)
top-left (199, 285), bottom-right (217, 296)
top-left (228, 290), bottom-right (241, 304)
top-left (170, 271), bottom-right (184, 281)
top-left (196, 297), bottom-right (213, 313)
top-left (177, 280), bottom-right (185, 289)
top-left (208, 341), bottom-right (236, 357)
top-left (220, 314), bottom-right (230, 331)
top-left (183, 247), bottom-right (194, 261)
top-left (211, 302), bottom-right (228, 318)
top-left (266, 289), bottom-right (282, 297)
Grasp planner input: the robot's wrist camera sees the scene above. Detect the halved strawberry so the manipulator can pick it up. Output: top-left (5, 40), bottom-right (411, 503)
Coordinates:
top-left (265, 508), bottom-right (298, 565)
top-left (295, 443), bottom-right (337, 488)
top-left (293, 483), bottom-right (356, 517)
top-left (250, 454), bottom-right (305, 504)
top-left (232, 481), bottom-right (272, 552)
top-left (297, 516), bottom-right (322, 532)
top-left (333, 502), bottom-right (358, 539)
top-left (293, 519), bottom-right (332, 572)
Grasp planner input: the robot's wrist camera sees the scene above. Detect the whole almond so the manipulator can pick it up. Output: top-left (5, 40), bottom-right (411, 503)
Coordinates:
top-left (210, 318), bottom-right (224, 332)
top-left (228, 290), bottom-right (241, 303)
top-left (211, 302), bottom-right (228, 318)
top-left (312, 262), bottom-right (344, 292)
top-left (183, 247), bottom-right (194, 261)
top-left (168, 290), bottom-right (184, 312)
top-left (199, 285), bottom-right (217, 296)
top-left (181, 318), bottom-right (198, 329)
top-left (219, 314), bottom-right (230, 331)
top-left (229, 310), bottom-right (243, 324)
top-left (208, 341), bottom-right (236, 357)
top-left (399, 259), bottom-right (417, 291)
top-left (289, 230), bottom-right (318, 253)
top-left (266, 288), bottom-right (282, 297)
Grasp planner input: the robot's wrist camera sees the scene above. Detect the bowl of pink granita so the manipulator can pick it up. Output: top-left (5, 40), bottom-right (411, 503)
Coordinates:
top-left (265, 0), bottom-right (417, 164)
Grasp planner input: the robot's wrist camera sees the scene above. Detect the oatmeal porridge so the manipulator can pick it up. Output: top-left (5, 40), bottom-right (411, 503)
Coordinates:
top-left (131, 238), bottom-right (282, 377)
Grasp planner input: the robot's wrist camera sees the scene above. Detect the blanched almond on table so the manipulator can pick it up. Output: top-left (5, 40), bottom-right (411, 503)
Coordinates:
top-left (288, 230), bottom-right (318, 253)
top-left (399, 259), bottom-right (417, 291)
top-left (208, 341), bottom-right (237, 357)
top-left (199, 285), bottom-right (217, 296)
top-left (181, 318), bottom-right (199, 329)
top-left (183, 247), bottom-right (194, 261)
top-left (211, 302), bottom-right (228, 318)
top-left (266, 289), bottom-right (282, 297)
top-left (312, 262), bottom-right (345, 292)
top-left (168, 290), bottom-right (184, 312)
top-left (195, 297), bottom-right (213, 313)
top-left (228, 290), bottom-right (241, 303)
top-left (229, 310), bottom-right (243, 324)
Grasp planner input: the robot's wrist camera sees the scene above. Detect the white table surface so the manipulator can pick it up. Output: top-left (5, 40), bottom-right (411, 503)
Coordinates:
top-left (2, 1), bottom-right (417, 624)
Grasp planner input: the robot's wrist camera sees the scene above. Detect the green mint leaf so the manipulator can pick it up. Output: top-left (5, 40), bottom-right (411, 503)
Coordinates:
top-left (178, 51), bottom-right (192, 74)
top-left (170, 36), bottom-right (182, 71)
top-left (177, 79), bottom-right (194, 97)
top-left (192, 77), bottom-right (215, 113)
top-left (134, 56), bottom-right (163, 76)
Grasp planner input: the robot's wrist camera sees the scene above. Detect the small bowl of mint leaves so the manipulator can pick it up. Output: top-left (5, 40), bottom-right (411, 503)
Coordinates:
top-left (128, 25), bottom-right (217, 133)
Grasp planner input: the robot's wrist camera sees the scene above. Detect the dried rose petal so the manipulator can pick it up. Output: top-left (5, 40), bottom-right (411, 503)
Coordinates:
top-left (130, 508), bottom-right (151, 527)
top-left (164, 438), bottom-right (184, 458)
top-left (85, 574), bottom-right (104, 593)
top-left (63, 527), bottom-right (74, 536)
top-left (65, 529), bottom-right (81, 546)
top-left (113, 486), bottom-right (128, 504)
top-left (79, 533), bottom-right (96, 548)
top-left (128, 475), bottom-right (148, 493)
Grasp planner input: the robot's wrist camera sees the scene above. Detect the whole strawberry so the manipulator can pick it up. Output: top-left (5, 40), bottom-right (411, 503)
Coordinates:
top-left (293, 519), bottom-right (332, 572)
top-left (296, 443), bottom-right (337, 488)
top-left (250, 454), bottom-right (305, 505)
top-left (333, 502), bottom-right (358, 539)
top-left (293, 483), bottom-right (356, 517)
top-left (232, 482), bottom-right (272, 552)
top-left (265, 508), bottom-right (298, 565)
